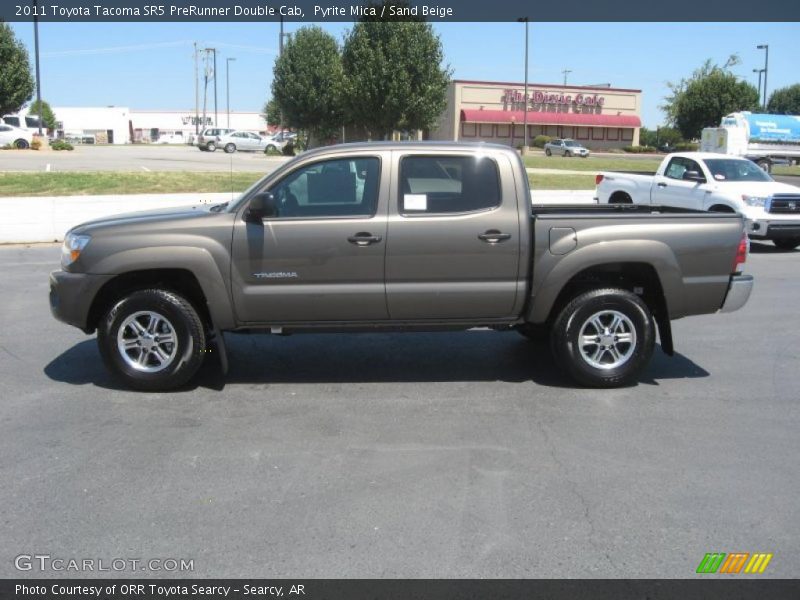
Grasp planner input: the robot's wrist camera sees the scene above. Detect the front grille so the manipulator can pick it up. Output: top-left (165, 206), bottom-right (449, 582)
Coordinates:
top-left (768, 194), bottom-right (800, 214)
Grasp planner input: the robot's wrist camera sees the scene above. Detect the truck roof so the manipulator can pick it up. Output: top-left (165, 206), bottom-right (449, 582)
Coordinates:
top-left (665, 152), bottom-right (748, 161)
top-left (299, 141), bottom-right (519, 159)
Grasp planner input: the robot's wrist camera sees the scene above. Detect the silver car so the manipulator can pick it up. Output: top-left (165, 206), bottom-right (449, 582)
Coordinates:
top-left (544, 138), bottom-right (590, 157)
top-left (214, 131), bottom-right (271, 153)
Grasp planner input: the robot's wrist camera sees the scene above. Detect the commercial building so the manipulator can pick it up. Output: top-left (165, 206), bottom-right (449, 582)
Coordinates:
top-left (431, 80), bottom-right (642, 149)
top-left (5, 106), bottom-right (268, 144)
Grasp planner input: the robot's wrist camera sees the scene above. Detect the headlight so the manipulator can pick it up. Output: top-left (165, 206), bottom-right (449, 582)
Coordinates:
top-left (61, 233), bottom-right (91, 268)
top-left (742, 195), bottom-right (769, 208)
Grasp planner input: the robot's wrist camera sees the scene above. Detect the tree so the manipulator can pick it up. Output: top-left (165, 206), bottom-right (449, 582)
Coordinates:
top-left (28, 99), bottom-right (57, 129)
top-left (262, 98), bottom-right (281, 128)
top-left (767, 84), bottom-right (800, 115)
top-left (271, 26), bottom-right (344, 147)
top-left (662, 57), bottom-right (759, 139)
top-left (0, 23), bottom-right (35, 116)
top-left (639, 126), bottom-right (683, 148)
top-left (342, 2), bottom-right (451, 140)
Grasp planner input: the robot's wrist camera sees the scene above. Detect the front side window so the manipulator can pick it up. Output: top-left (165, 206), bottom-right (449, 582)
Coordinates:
top-left (399, 155), bottom-right (501, 215)
top-left (268, 157), bottom-right (380, 219)
top-left (665, 157), bottom-right (703, 180)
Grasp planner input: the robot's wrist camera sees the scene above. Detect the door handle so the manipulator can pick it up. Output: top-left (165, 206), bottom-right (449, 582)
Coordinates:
top-left (478, 230), bottom-right (512, 243)
top-left (657, 182), bottom-right (668, 188)
top-left (347, 232), bottom-right (382, 246)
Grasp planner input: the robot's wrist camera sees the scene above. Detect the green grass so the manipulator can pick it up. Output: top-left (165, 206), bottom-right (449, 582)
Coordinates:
top-left (524, 154), bottom-right (662, 173)
top-left (0, 171), bottom-right (263, 197)
top-left (529, 173), bottom-right (597, 190)
top-left (1, 170), bottom-right (595, 196)
top-left (773, 164), bottom-right (800, 176)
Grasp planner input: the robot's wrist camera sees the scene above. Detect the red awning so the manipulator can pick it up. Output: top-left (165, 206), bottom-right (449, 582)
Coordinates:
top-left (460, 109), bottom-right (641, 128)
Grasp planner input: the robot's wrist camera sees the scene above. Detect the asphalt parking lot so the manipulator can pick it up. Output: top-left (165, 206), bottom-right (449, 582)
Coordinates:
top-left (1, 144), bottom-right (289, 172)
top-left (1, 243), bottom-right (798, 578)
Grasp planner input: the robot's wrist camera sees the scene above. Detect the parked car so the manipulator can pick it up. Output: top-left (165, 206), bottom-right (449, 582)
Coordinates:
top-left (0, 124), bottom-right (33, 149)
top-left (50, 142), bottom-right (752, 391)
top-left (595, 151), bottom-right (800, 250)
top-left (197, 127), bottom-right (234, 152)
top-left (215, 131), bottom-right (271, 153)
top-left (263, 134), bottom-right (289, 153)
top-left (545, 138), bottom-right (590, 157)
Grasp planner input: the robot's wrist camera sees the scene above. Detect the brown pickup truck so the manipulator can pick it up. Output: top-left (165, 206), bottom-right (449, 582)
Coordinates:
top-left (50, 142), bottom-right (753, 390)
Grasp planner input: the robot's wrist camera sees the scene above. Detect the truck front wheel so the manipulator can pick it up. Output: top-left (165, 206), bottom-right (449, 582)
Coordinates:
top-left (551, 288), bottom-right (655, 388)
top-left (97, 289), bottom-right (206, 391)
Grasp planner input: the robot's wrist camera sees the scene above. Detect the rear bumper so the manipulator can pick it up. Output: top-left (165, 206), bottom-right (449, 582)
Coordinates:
top-left (49, 270), bottom-right (110, 332)
top-left (720, 274), bottom-right (754, 313)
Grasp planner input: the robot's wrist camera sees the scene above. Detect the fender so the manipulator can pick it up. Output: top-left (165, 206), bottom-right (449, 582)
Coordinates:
top-left (88, 244), bottom-right (236, 330)
top-left (527, 238), bottom-right (684, 323)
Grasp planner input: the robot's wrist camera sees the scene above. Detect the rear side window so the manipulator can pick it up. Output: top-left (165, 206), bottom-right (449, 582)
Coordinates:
top-left (399, 155), bottom-right (501, 215)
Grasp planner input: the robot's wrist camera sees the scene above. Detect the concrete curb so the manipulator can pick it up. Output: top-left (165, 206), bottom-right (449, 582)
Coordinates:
top-left (0, 189), bottom-right (596, 244)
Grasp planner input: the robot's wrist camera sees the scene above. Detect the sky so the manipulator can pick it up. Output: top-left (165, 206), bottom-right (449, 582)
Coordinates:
top-left (8, 21), bottom-right (800, 128)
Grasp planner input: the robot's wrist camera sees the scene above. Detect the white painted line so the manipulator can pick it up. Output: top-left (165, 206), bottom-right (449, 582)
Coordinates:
top-left (141, 166), bottom-right (151, 172)
top-left (45, 164), bottom-right (51, 172)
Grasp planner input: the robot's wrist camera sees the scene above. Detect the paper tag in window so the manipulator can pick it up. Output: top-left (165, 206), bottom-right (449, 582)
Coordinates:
top-left (404, 194), bottom-right (427, 211)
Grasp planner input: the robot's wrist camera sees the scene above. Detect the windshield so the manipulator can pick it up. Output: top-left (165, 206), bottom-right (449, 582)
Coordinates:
top-left (704, 159), bottom-right (773, 182)
top-left (564, 140), bottom-right (579, 147)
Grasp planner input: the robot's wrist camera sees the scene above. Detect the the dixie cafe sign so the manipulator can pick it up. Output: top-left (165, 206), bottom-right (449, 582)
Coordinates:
top-left (502, 89), bottom-right (605, 110)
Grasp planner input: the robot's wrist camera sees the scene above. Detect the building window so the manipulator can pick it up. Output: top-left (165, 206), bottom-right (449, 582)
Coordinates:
top-left (592, 128), bottom-right (605, 140)
top-left (576, 127), bottom-right (590, 140)
top-left (479, 124), bottom-right (494, 138)
top-left (496, 124), bottom-right (511, 138)
top-left (461, 123), bottom-right (477, 137)
top-left (621, 128), bottom-right (634, 142)
top-left (606, 128), bottom-right (619, 141)
top-left (513, 124), bottom-right (524, 139)
top-left (399, 155), bottom-right (501, 215)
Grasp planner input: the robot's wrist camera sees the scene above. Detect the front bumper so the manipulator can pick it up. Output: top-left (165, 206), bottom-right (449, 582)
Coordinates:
top-left (49, 270), bottom-right (111, 332)
top-left (720, 274), bottom-right (754, 313)
top-left (745, 217), bottom-right (800, 240)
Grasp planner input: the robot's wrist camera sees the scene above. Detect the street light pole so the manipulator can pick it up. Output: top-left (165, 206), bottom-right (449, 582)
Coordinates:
top-left (753, 68), bottom-right (764, 106)
top-left (33, 0), bottom-right (43, 135)
top-left (212, 48), bottom-right (218, 127)
top-left (226, 57), bottom-right (236, 129)
top-left (517, 17), bottom-right (529, 150)
top-left (562, 69), bottom-right (572, 86)
top-left (757, 44), bottom-right (769, 110)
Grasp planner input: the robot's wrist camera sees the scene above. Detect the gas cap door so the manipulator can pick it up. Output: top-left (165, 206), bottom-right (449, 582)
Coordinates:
top-left (549, 227), bottom-right (577, 255)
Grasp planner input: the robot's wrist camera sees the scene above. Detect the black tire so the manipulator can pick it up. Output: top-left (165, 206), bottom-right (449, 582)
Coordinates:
top-left (708, 204), bottom-right (735, 213)
top-left (224, 143), bottom-right (236, 154)
top-left (773, 238), bottom-right (800, 250)
top-left (551, 288), bottom-right (655, 388)
top-left (516, 322), bottom-right (550, 343)
top-left (206, 141), bottom-right (217, 152)
top-left (564, 151), bottom-right (571, 157)
top-left (14, 138), bottom-right (30, 149)
top-left (266, 144), bottom-right (277, 153)
top-left (756, 159), bottom-right (771, 173)
top-left (97, 289), bottom-right (206, 391)
top-left (609, 191), bottom-right (632, 204)
top-left (545, 149), bottom-right (552, 156)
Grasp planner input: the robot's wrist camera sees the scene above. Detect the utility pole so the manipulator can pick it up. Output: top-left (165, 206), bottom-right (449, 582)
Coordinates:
top-left (753, 68), bottom-right (764, 106)
top-left (280, 15), bottom-right (284, 55)
top-left (562, 69), bottom-right (572, 86)
top-left (194, 43), bottom-right (199, 136)
top-left (517, 17), bottom-right (529, 150)
top-left (202, 50), bottom-right (210, 132)
top-left (226, 57), bottom-right (236, 129)
top-left (212, 48), bottom-right (218, 127)
top-left (33, 0), bottom-right (43, 135)
top-left (757, 44), bottom-right (769, 110)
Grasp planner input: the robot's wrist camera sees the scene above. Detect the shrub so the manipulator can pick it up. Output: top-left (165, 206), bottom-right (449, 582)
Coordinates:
top-left (622, 145), bottom-right (657, 153)
top-left (51, 139), bottom-right (74, 151)
top-left (30, 138), bottom-right (42, 150)
top-left (532, 135), bottom-right (552, 149)
top-left (674, 142), bottom-right (699, 151)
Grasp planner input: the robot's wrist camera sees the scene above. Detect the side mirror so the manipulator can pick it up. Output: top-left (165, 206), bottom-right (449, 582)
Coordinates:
top-left (683, 170), bottom-right (706, 183)
top-left (245, 192), bottom-right (278, 222)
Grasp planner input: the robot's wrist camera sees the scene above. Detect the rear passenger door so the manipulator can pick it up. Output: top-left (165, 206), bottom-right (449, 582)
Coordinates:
top-left (385, 152), bottom-right (522, 320)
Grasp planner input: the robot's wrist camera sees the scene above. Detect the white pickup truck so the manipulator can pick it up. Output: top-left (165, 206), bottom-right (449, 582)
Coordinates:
top-left (595, 152), bottom-right (800, 250)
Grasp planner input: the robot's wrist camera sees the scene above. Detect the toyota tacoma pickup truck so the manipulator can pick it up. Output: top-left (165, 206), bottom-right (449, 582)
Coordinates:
top-left (50, 142), bottom-right (753, 391)
top-left (595, 151), bottom-right (800, 249)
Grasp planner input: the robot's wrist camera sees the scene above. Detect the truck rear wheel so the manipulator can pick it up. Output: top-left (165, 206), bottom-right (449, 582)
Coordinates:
top-left (551, 288), bottom-right (655, 388)
top-left (97, 289), bottom-right (206, 391)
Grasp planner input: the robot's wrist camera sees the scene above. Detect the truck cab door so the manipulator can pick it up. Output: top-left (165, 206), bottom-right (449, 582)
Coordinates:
top-left (652, 156), bottom-right (710, 210)
top-left (384, 152), bottom-right (523, 320)
top-left (230, 154), bottom-right (389, 323)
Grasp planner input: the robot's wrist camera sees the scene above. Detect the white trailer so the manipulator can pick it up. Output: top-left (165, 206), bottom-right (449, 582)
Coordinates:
top-left (701, 112), bottom-right (800, 172)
